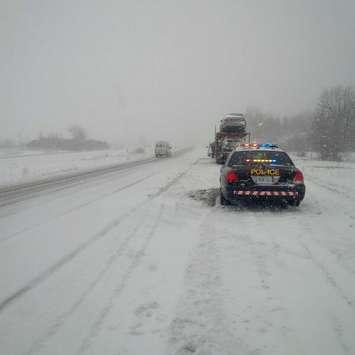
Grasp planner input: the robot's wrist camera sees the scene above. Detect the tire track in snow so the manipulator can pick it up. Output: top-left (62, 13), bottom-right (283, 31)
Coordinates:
top-left (305, 175), bottom-right (352, 200)
top-left (299, 241), bottom-right (354, 309)
top-left (0, 204), bottom-right (140, 315)
top-left (0, 148), bottom-right (192, 208)
top-left (77, 160), bottom-right (197, 354)
top-left (78, 204), bottom-right (164, 355)
top-left (294, 226), bottom-right (355, 353)
top-left (0, 172), bottom-right (157, 244)
top-left (0, 158), bottom-right (158, 208)
top-left (267, 210), bottom-right (355, 352)
top-left (246, 209), bottom-right (355, 320)
top-left (220, 209), bottom-right (299, 355)
top-left (296, 191), bottom-right (355, 307)
top-left (0, 160), bottom-right (196, 315)
top-left (0, 166), bottom-right (140, 220)
top-left (167, 209), bottom-right (245, 355)
top-left (330, 314), bottom-right (352, 355)
top-left (245, 206), bottom-right (355, 352)
top-left (27, 209), bottom-right (150, 355)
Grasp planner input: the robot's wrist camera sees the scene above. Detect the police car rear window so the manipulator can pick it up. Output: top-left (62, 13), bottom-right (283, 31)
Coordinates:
top-left (228, 151), bottom-right (294, 166)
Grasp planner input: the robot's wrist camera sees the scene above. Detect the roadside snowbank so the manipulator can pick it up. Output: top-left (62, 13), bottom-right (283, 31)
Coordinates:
top-left (0, 148), bottom-right (153, 187)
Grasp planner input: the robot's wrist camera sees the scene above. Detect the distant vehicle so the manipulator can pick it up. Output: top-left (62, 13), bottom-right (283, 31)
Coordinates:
top-left (155, 141), bottom-right (172, 158)
top-left (220, 143), bottom-right (305, 206)
top-left (211, 113), bottom-right (249, 164)
top-left (219, 113), bottom-right (247, 133)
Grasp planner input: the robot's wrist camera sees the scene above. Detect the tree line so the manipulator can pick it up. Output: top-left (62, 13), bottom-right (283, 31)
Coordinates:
top-left (246, 85), bottom-right (355, 160)
top-left (27, 125), bottom-right (110, 151)
top-left (312, 86), bottom-right (355, 160)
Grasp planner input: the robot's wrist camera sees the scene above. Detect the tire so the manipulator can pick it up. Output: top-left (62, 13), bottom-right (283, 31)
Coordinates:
top-left (220, 191), bottom-right (230, 206)
top-left (289, 197), bottom-right (301, 207)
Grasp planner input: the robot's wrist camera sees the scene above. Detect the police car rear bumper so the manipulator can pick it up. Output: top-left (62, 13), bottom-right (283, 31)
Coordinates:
top-left (234, 190), bottom-right (298, 197)
top-left (223, 183), bottom-right (305, 202)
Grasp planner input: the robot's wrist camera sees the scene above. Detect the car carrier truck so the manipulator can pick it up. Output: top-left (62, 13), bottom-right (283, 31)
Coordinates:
top-left (210, 113), bottom-right (250, 164)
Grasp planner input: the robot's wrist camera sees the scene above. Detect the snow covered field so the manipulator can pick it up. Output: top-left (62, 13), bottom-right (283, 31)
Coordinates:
top-left (0, 149), bottom-right (153, 187)
top-left (0, 148), bottom-right (354, 355)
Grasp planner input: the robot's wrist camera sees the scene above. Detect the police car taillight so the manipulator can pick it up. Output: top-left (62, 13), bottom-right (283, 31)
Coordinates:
top-left (293, 169), bottom-right (304, 183)
top-left (226, 171), bottom-right (238, 183)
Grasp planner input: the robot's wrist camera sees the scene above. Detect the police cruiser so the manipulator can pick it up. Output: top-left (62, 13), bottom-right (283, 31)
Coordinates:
top-left (220, 143), bottom-right (305, 206)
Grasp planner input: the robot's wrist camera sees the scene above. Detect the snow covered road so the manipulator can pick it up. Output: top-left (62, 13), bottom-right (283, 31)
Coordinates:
top-left (0, 149), bottom-right (153, 188)
top-left (0, 149), bottom-right (354, 355)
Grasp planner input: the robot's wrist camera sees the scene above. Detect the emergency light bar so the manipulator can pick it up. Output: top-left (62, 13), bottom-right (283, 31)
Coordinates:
top-left (245, 159), bottom-right (277, 163)
top-left (259, 143), bottom-right (279, 149)
top-left (238, 143), bottom-right (279, 149)
top-left (239, 143), bottom-right (258, 148)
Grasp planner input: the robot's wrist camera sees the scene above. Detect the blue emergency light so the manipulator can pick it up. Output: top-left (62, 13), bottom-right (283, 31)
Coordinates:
top-left (259, 143), bottom-right (279, 149)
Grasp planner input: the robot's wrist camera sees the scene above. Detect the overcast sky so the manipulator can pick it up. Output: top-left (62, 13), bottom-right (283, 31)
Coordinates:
top-left (1, 0), bottom-right (355, 145)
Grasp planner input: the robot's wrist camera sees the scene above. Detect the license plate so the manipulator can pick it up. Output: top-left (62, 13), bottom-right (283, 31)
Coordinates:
top-left (251, 176), bottom-right (280, 184)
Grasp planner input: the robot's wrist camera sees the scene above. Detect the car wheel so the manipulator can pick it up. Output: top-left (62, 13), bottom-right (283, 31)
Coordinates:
top-left (289, 197), bottom-right (301, 207)
top-left (220, 191), bottom-right (230, 206)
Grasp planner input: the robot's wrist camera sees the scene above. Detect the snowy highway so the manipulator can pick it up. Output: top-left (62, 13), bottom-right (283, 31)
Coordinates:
top-left (0, 149), bottom-right (355, 355)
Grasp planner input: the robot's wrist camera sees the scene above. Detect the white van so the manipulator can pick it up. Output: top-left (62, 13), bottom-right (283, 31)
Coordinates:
top-left (155, 141), bottom-right (172, 158)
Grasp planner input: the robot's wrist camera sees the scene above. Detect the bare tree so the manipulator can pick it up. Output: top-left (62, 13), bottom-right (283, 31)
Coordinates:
top-left (312, 86), bottom-right (355, 160)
